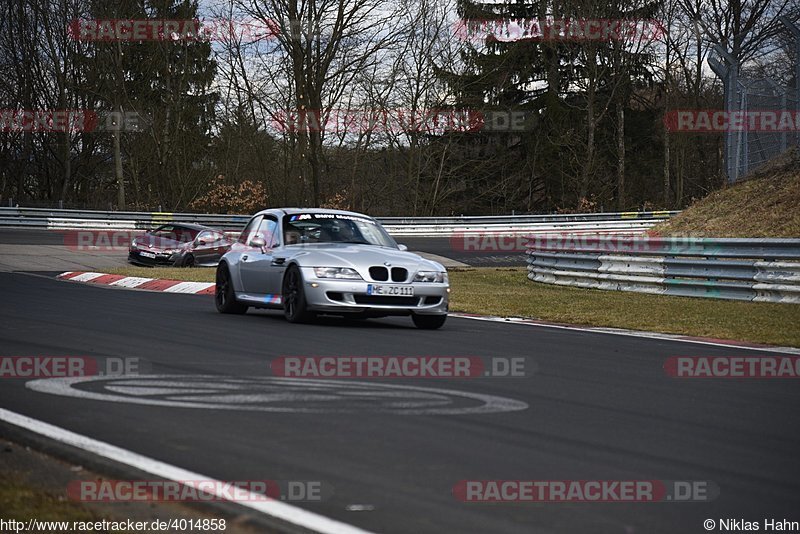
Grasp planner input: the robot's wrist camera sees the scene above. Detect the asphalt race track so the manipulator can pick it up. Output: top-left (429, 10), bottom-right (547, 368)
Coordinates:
top-left (2, 270), bottom-right (799, 533)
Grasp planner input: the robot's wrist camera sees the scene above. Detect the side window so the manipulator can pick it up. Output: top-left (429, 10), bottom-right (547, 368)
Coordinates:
top-left (238, 216), bottom-right (262, 244)
top-left (256, 217), bottom-right (279, 248)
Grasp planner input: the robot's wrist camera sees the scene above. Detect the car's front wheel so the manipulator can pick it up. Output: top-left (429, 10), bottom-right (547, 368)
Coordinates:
top-left (215, 264), bottom-right (248, 314)
top-left (282, 265), bottom-right (314, 323)
top-left (176, 253), bottom-right (195, 267)
top-left (411, 313), bottom-right (447, 330)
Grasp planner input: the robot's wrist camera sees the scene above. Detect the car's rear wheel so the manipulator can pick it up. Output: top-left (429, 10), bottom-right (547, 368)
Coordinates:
top-left (412, 313), bottom-right (447, 330)
top-left (282, 265), bottom-right (314, 323)
top-left (215, 264), bottom-right (247, 314)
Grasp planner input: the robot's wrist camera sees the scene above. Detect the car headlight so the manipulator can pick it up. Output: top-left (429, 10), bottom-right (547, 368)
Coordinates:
top-left (414, 271), bottom-right (448, 283)
top-left (313, 267), bottom-right (363, 280)
top-left (130, 240), bottom-right (138, 249)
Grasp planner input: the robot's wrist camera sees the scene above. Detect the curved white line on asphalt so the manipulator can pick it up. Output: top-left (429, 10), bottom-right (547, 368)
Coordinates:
top-left (0, 407), bottom-right (373, 534)
top-left (26, 375), bottom-right (529, 415)
top-left (449, 313), bottom-right (800, 354)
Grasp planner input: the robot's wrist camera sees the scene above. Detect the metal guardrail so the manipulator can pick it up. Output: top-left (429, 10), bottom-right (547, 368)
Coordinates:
top-left (0, 207), bottom-right (677, 236)
top-left (527, 236), bottom-right (800, 303)
top-left (379, 210), bottom-right (677, 224)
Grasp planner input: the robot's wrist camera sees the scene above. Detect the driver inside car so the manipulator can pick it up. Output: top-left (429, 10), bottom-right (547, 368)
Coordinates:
top-left (285, 228), bottom-right (301, 245)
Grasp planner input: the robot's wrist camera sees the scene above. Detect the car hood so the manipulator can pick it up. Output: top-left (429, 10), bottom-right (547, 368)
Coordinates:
top-left (135, 235), bottom-right (188, 250)
top-left (285, 243), bottom-right (445, 271)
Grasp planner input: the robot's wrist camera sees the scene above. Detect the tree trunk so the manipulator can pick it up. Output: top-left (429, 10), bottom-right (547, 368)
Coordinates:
top-left (663, 82), bottom-right (671, 207)
top-left (616, 105), bottom-right (625, 210)
top-left (114, 106), bottom-right (125, 210)
top-left (581, 113), bottom-right (595, 200)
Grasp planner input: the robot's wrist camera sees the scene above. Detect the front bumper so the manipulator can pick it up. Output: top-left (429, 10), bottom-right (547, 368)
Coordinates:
top-left (128, 249), bottom-right (180, 267)
top-left (299, 269), bottom-right (449, 316)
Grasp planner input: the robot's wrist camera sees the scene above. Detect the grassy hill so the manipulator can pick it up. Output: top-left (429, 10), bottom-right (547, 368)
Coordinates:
top-left (655, 147), bottom-right (800, 237)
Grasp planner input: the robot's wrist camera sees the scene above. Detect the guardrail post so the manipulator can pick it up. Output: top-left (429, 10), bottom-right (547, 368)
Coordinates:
top-left (708, 44), bottom-right (739, 184)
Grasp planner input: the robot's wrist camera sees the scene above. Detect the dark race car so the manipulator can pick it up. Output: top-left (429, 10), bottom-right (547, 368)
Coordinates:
top-left (128, 223), bottom-right (232, 267)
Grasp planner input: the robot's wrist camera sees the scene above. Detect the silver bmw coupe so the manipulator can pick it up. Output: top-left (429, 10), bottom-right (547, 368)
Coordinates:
top-left (215, 208), bottom-right (449, 329)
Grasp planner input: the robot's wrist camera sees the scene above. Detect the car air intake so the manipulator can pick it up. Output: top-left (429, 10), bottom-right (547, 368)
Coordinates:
top-left (391, 267), bottom-right (408, 282)
top-left (369, 266), bottom-right (389, 281)
top-left (354, 295), bottom-right (418, 306)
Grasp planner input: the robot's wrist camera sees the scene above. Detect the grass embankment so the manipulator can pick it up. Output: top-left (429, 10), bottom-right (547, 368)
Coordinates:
top-left (105, 266), bottom-right (800, 347)
top-left (0, 472), bottom-right (111, 529)
top-left (654, 147), bottom-right (800, 237)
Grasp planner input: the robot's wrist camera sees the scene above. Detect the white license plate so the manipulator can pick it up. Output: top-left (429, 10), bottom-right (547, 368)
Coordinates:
top-left (367, 284), bottom-right (414, 296)
top-left (139, 251), bottom-right (156, 259)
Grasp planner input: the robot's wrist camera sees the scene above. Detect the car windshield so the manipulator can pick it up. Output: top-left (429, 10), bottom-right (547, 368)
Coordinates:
top-left (150, 226), bottom-right (198, 243)
top-left (282, 213), bottom-right (396, 247)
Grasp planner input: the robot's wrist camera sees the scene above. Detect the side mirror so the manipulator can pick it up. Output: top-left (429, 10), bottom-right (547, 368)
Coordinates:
top-left (397, 244), bottom-right (408, 251)
top-left (197, 238), bottom-right (208, 246)
top-left (249, 236), bottom-right (266, 249)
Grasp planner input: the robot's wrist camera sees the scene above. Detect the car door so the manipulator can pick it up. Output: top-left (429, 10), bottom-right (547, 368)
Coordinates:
top-left (208, 231), bottom-right (232, 264)
top-left (192, 230), bottom-right (217, 265)
top-left (239, 216), bottom-right (279, 296)
top-left (263, 220), bottom-right (289, 297)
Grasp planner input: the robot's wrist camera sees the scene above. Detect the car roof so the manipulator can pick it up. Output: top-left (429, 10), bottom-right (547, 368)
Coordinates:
top-left (252, 208), bottom-right (376, 219)
top-left (154, 222), bottom-right (216, 231)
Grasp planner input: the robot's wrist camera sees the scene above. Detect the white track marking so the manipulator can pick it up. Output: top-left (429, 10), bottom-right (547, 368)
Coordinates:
top-left (68, 272), bottom-right (106, 282)
top-left (449, 313), bottom-right (800, 354)
top-left (26, 375), bottom-right (530, 415)
top-left (163, 281), bottom-right (215, 293)
top-left (0, 407), bottom-right (374, 534)
top-left (108, 276), bottom-right (153, 287)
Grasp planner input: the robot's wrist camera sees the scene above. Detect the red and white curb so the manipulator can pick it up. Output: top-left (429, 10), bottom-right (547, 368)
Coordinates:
top-left (57, 271), bottom-right (214, 295)
top-left (57, 271), bottom-right (800, 354)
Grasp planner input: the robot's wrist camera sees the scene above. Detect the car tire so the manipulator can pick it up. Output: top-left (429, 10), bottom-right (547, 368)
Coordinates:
top-left (215, 264), bottom-right (248, 314)
top-left (412, 313), bottom-right (447, 330)
top-left (282, 265), bottom-right (314, 323)
top-left (177, 253), bottom-right (195, 268)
